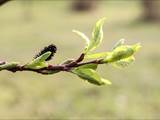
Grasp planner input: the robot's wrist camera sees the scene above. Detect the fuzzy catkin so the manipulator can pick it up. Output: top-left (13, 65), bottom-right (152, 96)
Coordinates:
top-left (34, 44), bottom-right (57, 61)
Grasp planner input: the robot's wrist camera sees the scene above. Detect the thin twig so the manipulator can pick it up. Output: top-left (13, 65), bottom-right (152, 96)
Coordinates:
top-left (2, 58), bottom-right (104, 74)
top-left (66, 53), bottom-right (85, 67)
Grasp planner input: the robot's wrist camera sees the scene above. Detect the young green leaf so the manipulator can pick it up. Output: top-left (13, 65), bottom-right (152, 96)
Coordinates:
top-left (72, 68), bottom-right (111, 86)
top-left (103, 44), bottom-right (141, 63)
top-left (34, 51), bottom-right (52, 63)
top-left (112, 39), bottom-right (125, 50)
top-left (25, 51), bottom-right (51, 69)
top-left (85, 18), bottom-right (106, 53)
top-left (112, 56), bottom-right (135, 68)
top-left (132, 43), bottom-right (141, 52)
top-left (84, 39), bottom-right (125, 60)
top-left (73, 30), bottom-right (90, 52)
top-left (25, 62), bottom-right (48, 70)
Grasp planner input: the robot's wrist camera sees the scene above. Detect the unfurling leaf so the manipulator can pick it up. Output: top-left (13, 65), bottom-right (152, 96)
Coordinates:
top-left (25, 51), bottom-right (51, 69)
top-left (107, 46), bottom-right (134, 62)
top-left (112, 56), bottom-right (135, 68)
top-left (103, 44), bottom-right (141, 63)
top-left (85, 18), bottom-right (106, 53)
top-left (73, 30), bottom-right (90, 51)
top-left (72, 68), bottom-right (111, 86)
top-left (112, 39), bottom-right (125, 50)
top-left (132, 43), bottom-right (141, 52)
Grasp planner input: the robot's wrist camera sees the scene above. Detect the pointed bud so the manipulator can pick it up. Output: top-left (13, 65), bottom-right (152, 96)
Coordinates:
top-left (104, 44), bottom-right (141, 63)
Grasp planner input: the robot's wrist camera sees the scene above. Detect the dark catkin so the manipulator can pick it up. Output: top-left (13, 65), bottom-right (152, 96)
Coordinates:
top-left (34, 44), bottom-right (57, 61)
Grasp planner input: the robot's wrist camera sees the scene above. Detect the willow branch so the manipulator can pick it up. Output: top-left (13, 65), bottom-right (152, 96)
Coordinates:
top-left (0, 54), bottom-right (104, 75)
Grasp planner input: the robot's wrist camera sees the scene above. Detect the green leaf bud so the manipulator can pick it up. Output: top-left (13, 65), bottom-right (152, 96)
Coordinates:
top-left (24, 52), bottom-right (51, 69)
top-left (104, 44), bottom-right (141, 63)
top-left (72, 68), bottom-right (111, 86)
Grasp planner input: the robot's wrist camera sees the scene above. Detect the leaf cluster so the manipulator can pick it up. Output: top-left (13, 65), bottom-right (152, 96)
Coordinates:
top-left (72, 18), bottom-right (141, 85)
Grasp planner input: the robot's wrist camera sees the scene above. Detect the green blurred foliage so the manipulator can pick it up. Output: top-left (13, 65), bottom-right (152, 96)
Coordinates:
top-left (0, 0), bottom-right (159, 119)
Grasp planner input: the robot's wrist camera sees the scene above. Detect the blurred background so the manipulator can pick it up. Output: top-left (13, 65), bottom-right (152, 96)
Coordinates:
top-left (0, 0), bottom-right (159, 119)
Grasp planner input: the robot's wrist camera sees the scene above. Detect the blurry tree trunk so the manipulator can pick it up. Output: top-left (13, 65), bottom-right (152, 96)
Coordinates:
top-left (72, 0), bottom-right (98, 11)
top-left (0, 0), bottom-right (10, 6)
top-left (142, 0), bottom-right (160, 21)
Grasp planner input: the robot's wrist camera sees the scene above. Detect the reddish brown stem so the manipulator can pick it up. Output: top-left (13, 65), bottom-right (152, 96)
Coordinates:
top-left (3, 58), bottom-right (104, 74)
